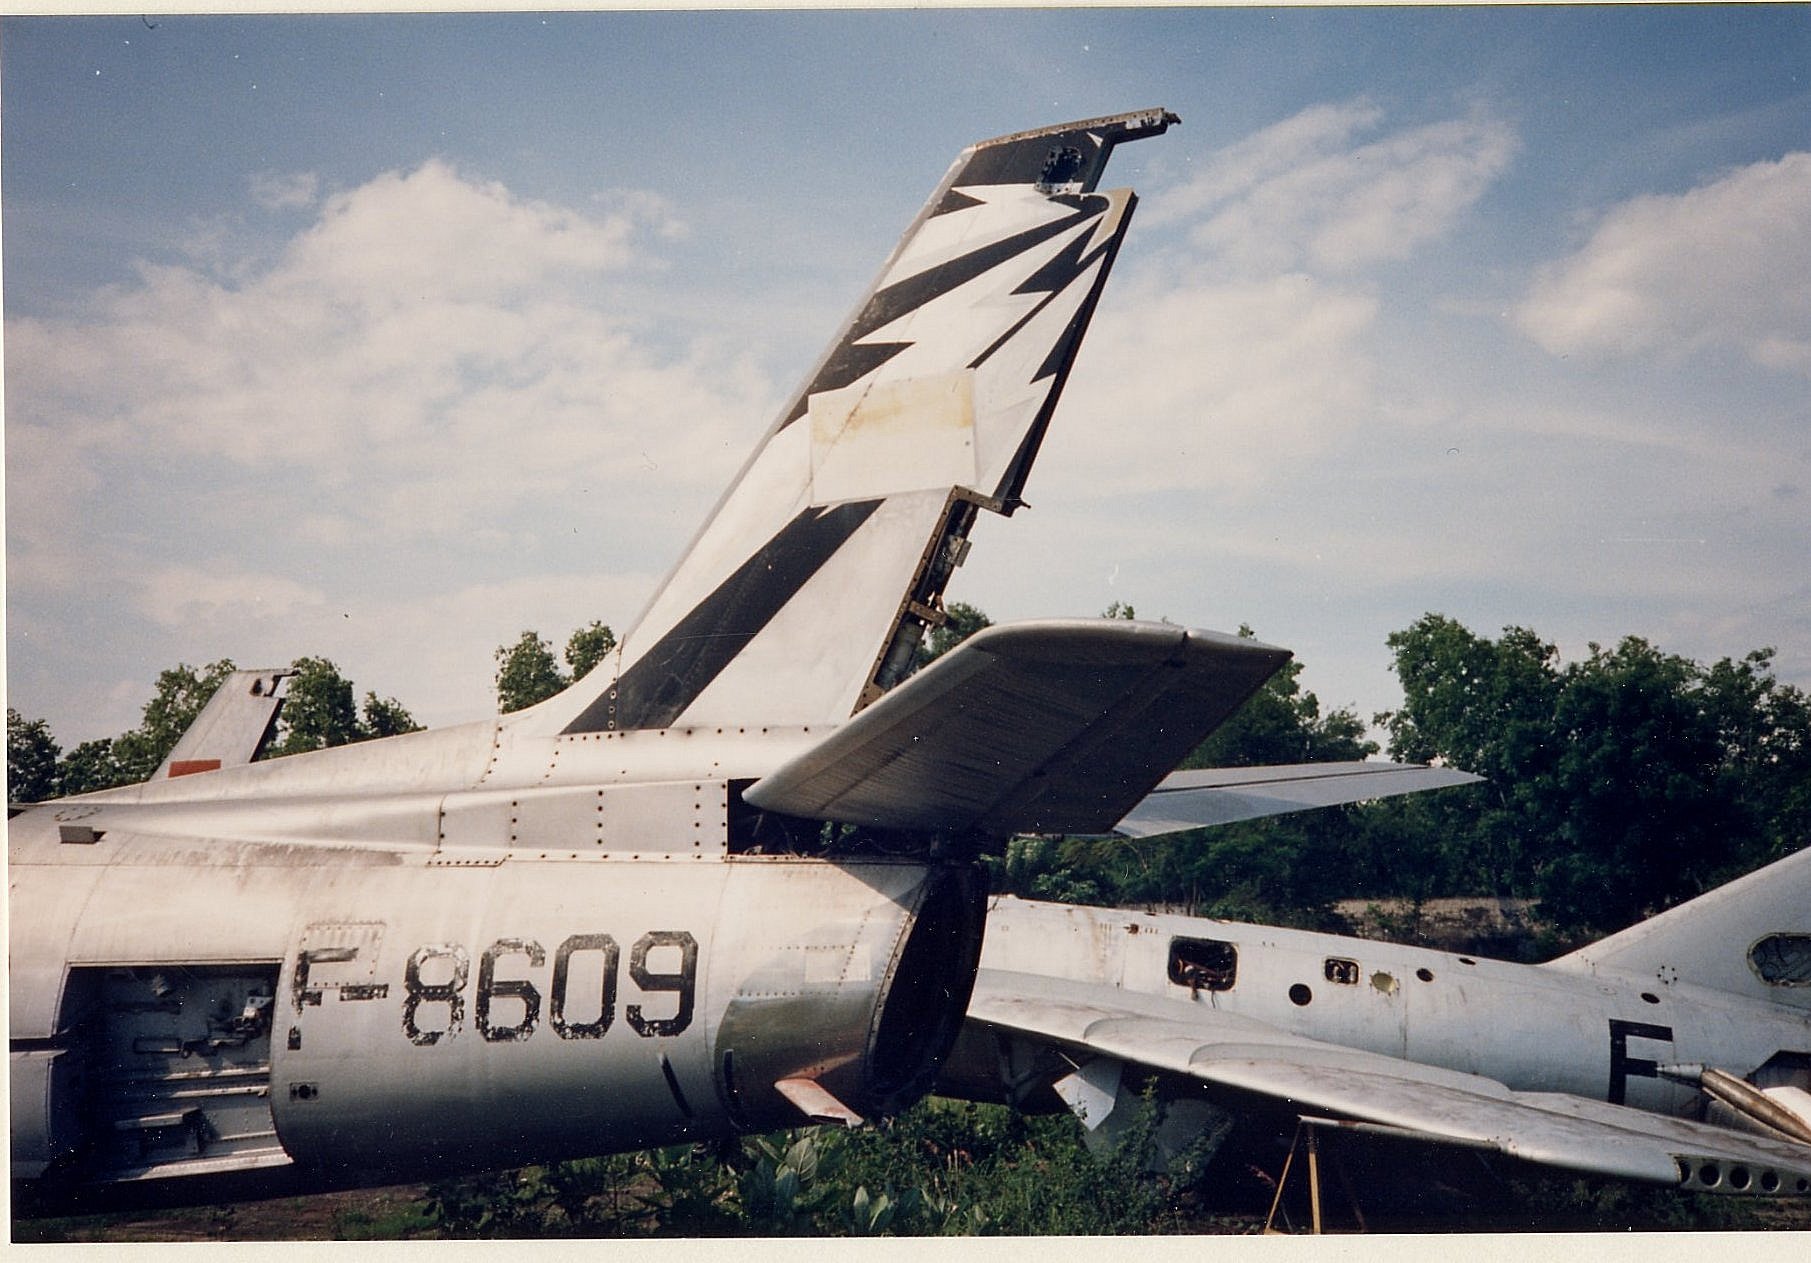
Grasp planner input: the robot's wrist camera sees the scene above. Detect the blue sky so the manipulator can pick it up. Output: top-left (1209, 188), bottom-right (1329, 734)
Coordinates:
top-left (7, 7), bottom-right (1810, 748)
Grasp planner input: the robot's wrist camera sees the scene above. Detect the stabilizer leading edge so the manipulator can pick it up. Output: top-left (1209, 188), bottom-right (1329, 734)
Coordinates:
top-left (526, 110), bottom-right (1179, 737)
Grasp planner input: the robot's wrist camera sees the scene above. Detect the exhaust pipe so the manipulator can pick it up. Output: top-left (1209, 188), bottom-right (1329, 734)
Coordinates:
top-left (1658, 1063), bottom-right (1811, 1146)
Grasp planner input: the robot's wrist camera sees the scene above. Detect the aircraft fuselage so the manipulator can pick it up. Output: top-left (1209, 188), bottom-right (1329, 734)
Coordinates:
top-left (9, 724), bottom-right (986, 1200)
top-left (953, 898), bottom-right (1809, 1118)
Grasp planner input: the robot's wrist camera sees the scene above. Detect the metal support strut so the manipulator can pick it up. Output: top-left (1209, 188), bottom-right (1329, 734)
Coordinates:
top-left (1263, 1118), bottom-right (1366, 1234)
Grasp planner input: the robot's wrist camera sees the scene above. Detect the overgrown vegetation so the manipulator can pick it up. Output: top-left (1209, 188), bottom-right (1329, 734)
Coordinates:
top-left (407, 1096), bottom-right (1207, 1238)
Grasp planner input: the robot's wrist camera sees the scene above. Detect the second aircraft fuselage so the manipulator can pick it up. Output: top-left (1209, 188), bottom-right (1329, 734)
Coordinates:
top-left (970, 897), bottom-right (1807, 1118)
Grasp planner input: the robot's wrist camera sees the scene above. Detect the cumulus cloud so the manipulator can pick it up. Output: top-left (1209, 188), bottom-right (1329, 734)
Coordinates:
top-left (1039, 102), bottom-right (1513, 501)
top-left (1515, 152), bottom-right (1811, 374)
top-left (1050, 272), bottom-right (1377, 497)
top-left (1149, 99), bottom-right (1518, 276)
top-left (136, 565), bottom-right (327, 629)
top-left (4, 161), bottom-right (783, 738)
top-left (249, 170), bottom-right (320, 211)
top-left (5, 160), bottom-right (766, 528)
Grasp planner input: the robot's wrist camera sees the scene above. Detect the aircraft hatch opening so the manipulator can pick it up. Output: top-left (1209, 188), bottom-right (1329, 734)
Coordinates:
top-left (17, 964), bottom-right (290, 1188)
top-left (1169, 937), bottom-right (1238, 995)
top-left (1750, 934), bottom-right (1811, 987)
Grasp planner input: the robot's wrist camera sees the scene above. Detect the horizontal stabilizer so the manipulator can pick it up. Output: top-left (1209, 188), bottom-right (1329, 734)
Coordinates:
top-left (153, 669), bottom-right (293, 780)
top-left (1111, 761), bottom-right (1482, 837)
top-left (743, 620), bottom-right (1289, 835)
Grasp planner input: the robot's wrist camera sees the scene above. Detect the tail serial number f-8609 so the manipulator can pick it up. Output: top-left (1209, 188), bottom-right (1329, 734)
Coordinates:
top-left (293, 930), bottom-right (699, 1047)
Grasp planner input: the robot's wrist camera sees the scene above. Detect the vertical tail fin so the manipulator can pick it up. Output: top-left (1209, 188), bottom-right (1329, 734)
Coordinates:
top-left (153, 669), bottom-right (293, 779)
top-left (533, 109), bottom-right (1178, 734)
top-left (1550, 847), bottom-right (1811, 1012)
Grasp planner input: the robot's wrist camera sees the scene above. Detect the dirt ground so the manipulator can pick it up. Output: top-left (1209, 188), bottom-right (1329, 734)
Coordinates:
top-left (13, 1182), bottom-right (437, 1243)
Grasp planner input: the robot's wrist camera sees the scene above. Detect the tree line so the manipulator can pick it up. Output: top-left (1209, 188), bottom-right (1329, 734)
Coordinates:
top-left (12, 608), bottom-right (1808, 939)
top-left (7, 658), bottom-right (420, 801)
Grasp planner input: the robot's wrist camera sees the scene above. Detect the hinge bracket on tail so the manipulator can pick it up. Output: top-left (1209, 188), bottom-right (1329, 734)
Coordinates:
top-left (854, 487), bottom-right (997, 713)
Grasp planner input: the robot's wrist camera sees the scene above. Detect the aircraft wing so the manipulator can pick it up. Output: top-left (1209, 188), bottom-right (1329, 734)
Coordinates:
top-left (967, 969), bottom-right (1811, 1194)
top-left (1112, 762), bottom-right (1482, 837)
top-left (742, 620), bottom-right (1290, 834)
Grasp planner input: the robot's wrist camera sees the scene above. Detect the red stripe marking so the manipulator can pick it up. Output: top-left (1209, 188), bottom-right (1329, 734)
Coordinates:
top-left (168, 759), bottom-right (222, 778)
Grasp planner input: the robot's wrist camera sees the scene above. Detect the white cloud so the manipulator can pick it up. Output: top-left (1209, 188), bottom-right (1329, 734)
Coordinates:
top-left (4, 161), bottom-right (784, 741)
top-left (249, 170), bottom-right (320, 211)
top-left (1150, 100), bottom-right (1518, 276)
top-left (1037, 102), bottom-right (1517, 503)
top-left (136, 565), bottom-right (327, 629)
top-left (1515, 152), bottom-right (1811, 374)
top-left (5, 161), bottom-right (766, 538)
top-left (1049, 270), bottom-right (1377, 498)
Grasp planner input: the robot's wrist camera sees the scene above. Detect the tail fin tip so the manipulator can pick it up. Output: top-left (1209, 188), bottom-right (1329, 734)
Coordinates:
top-left (538, 111), bottom-right (1176, 734)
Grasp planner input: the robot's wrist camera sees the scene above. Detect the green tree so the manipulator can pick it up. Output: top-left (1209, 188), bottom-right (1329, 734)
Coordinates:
top-left (1694, 648), bottom-right (1811, 870)
top-left (1536, 637), bottom-right (1757, 929)
top-left (564, 622), bottom-right (617, 681)
top-left (361, 691), bottom-right (422, 740)
top-left (8, 709), bottom-right (62, 803)
top-left (916, 602), bottom-right (992, 669)
top-left (1186, 626), bottom-right (1374, 770)
top-left (54, 739), bottom-right (126, 798)
top-left (496, 631), bottom-right (567, 714)
top-left (267, 656), bottom-right (363, 757)
top-left (21, 655), bottom-right (417, 794)
top-left (1378, 614), bottom-right (1808, 933)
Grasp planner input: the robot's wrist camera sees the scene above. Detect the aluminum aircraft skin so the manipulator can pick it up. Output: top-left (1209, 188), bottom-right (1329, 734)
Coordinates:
top-left (940, 848), bottom-right (1811, 1198)
top-left (8, 109), bottom-right (1467, 1208)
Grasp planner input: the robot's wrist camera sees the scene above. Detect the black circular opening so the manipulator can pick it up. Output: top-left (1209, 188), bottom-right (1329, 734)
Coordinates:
top-left (866, 866), bottom-right (986, 1109)
top-left (1415, 968), bottom-right (1434, 982)
top-left (1289, 984), bottom-right (1312, 1006)
top-left (1641, 992), bottom-right (1660, 1004)
top-left (1729, 1166), bottom-right (1751, 1191)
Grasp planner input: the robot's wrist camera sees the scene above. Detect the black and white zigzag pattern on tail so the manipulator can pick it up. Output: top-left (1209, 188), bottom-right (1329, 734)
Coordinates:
top-left (782, 193), bottom-right (1116, 426)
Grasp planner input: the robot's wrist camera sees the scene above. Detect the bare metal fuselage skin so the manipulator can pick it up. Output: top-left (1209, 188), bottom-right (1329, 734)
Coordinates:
top-left (945, 898), bottom-right (1810, 1120)
top-left (10, 720), bottom-right (983, 1198)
